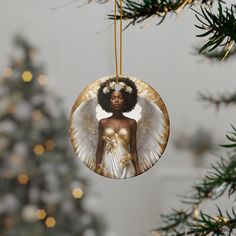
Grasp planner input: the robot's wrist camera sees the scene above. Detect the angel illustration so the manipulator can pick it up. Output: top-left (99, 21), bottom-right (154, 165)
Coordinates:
top-left (70, 76), bottom-right (169, 179)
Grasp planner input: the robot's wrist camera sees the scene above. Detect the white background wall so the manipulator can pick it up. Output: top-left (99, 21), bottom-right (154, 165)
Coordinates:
top-left (0, 1), bottom-right (236, 235)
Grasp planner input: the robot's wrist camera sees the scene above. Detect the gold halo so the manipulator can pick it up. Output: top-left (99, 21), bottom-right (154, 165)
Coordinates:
top-left (69, 75), bottom-right (170, 176)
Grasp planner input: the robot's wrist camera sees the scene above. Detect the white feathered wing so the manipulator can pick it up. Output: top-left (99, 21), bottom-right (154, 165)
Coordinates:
top-left (137, 97), bottom-right (166, 172)
top-left (70, 98), bottom-right (98, 171)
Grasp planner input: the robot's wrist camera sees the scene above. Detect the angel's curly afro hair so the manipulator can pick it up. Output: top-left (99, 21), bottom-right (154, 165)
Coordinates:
top-left (97, 77), bottom-right (138, 113)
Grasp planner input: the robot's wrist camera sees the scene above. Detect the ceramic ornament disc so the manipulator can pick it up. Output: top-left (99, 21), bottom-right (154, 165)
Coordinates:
top-left (69, 75), bottom-right (170, 179)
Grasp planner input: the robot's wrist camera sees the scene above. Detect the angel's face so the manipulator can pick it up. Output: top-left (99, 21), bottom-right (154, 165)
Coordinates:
top-left (110, 91), bottom-right (125, 111)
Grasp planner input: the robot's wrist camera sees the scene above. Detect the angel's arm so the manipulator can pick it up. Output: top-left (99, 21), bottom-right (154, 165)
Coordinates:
top-left (130, 120), bottom-right (141, 176)
top-left (95, 119), bottom-right (104, 171)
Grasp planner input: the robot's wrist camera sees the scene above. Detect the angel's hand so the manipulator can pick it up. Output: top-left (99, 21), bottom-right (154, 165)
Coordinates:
top-left (135, 168), bottom-right (141, 176)
top-left (95, 164), bottom-right (103, 174)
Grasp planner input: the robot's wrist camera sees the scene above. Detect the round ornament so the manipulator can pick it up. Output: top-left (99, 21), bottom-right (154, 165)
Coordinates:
top-left (69, 75), bottom-right (169, 179)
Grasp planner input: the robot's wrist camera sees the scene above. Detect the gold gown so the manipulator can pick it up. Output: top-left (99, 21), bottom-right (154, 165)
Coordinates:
top-left (100, 127), bottom-right (136, 178)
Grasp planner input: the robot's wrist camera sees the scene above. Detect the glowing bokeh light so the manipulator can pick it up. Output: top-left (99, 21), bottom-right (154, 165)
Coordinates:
top-left (22, 71), bottom-right (33, 82)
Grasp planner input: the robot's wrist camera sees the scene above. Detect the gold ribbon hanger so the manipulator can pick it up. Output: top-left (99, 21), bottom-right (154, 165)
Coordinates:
top-left (114, 0), bottom-right (123, 83)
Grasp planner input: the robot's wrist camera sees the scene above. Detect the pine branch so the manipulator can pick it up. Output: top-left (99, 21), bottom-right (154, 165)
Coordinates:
top-left (108, 0), bottom-right (217, 26)
top-left (176, 127), bottom-right (236, 229)
top-left (183, 156), bottom-right (236, 205)
top-left (157, 208), bottom-right (193, 234)
top-left (194, 3), bottom-right (236, 60)
top-left (155, 207), bottom-right (236, 235)
top-left (187, 207), bottom-right (236, 236)
top-left (154, 126), bottom-right (236, 235)
top-left (193, 46), bottom-right (236, 61)
top-left (179, 128), bottom-right (236, 204)
top-left (199, 92), bottom-right (236, 107)
top-left (107, 0), bottom-right (236, 60)
top-left (221, 125), bottom-right (236, 150)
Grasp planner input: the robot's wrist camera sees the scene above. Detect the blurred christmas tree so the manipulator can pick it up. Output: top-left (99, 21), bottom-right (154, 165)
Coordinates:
top-left (0, 36), bottom-right (104, 236)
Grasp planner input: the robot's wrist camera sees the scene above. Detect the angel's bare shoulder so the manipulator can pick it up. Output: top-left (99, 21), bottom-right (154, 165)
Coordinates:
top-left (99, 118), bottom-right (109, 127)
top-left (126, 117), bottom-right (137, 127)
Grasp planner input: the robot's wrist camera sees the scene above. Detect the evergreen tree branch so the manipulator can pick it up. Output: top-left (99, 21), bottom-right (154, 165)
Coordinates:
top-left (153, 126), bottom-right (236, 235)
top-left (108, 0), bottom-right (217, 26)
top-left (107, 0), bottom-right (236, 60)
top-left (194, 3), bottom-right (236, 60)
top-left (193, 46), bottom-right (236, 61)
top-left (157, 208), bottom-right (194, 234)
top-left (186, 207), bottom-right (236, 236)
top-left (184, 156), bottom-right (236, 205)
top-left (155, 207), bottom-right (236, 235)
top-left (199, 92), bottom-right (236, 107)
